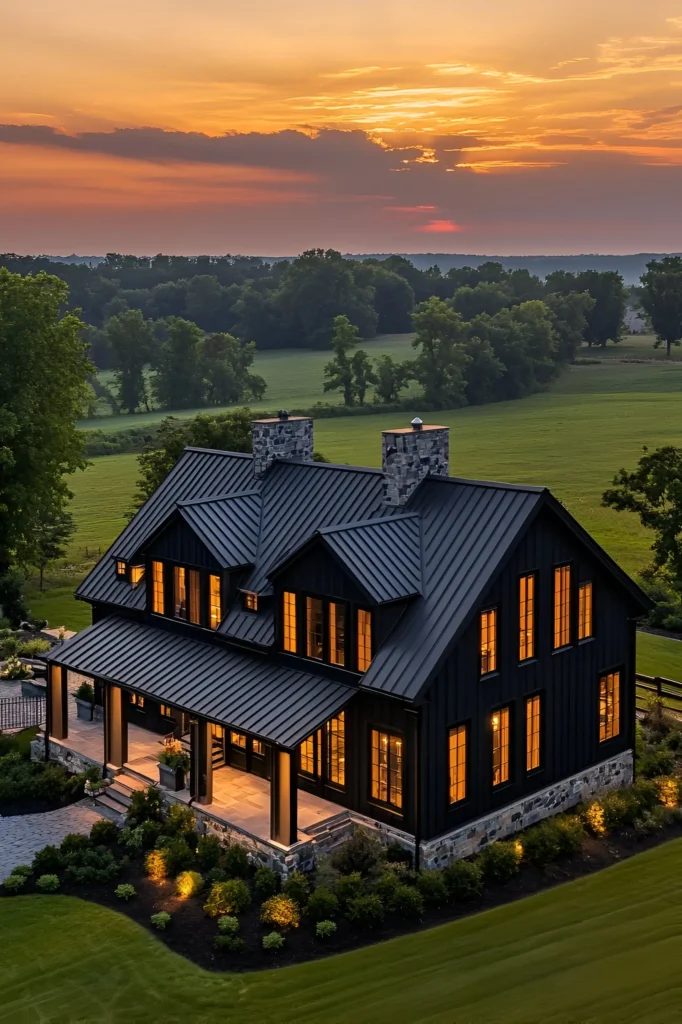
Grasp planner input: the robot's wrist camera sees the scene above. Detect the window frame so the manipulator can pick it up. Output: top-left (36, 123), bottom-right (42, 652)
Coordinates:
top-left (243, 591), bottom-right (258, 612)
top-left (479, 606), bottom-right (498, 677)
top-left (151, 560), bottom-right (165, 616)
top-left (525, 692), bottom-right (543, 774)
top-left (518, 571), bottom-right (536, 663)
top-left (281, 590), bottom-right (367, 671)
top-left (599, 668), bottom-right (621, 743)
top-left (115, 559), bottom-right (127, 579)
top-left (208, 573), bottom-right (222, 630)
top-left (491, 704), bottom-right (511, 788)
top-left (578, 580), bottom-right (594, 642)
top-left (369, 725), bottom-right (404, 813)
top-left (305, 595), bottom-right (324, 661)
top-left (326, 712), bottom-right (346, 789)
top-left (448, 722), bottom-right (469, 806)
top-left (130, 564), bottom-right (145, 588)
top-left (552, 563), bottom-right (573, 651)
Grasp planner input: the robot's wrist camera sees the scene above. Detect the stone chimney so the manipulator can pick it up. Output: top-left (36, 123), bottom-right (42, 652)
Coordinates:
top-left (382, 417), bottom-right (449, 506)
top-left (252, 411), bottom-right (314, 477)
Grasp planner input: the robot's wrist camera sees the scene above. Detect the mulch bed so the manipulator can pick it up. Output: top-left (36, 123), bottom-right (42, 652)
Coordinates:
top-left (4, 821), bottom-right (682, 972)
top-left (0, 793), bottom-right (84, 817)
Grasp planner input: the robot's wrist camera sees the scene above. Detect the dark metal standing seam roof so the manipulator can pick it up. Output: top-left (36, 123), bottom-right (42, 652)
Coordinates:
top-left (178, 491), bottom-right (261, 568)
top-left (46, 616), bottom-right (353, 750)
top-left (316, 515), bottom-right (422, 603)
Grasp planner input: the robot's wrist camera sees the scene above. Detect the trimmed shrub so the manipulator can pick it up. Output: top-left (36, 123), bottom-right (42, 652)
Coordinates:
top-left (478, 841), bottom-right (522, 884)
top-left (582, 801), bottom-right (606, 836)
top-left (223, 844), bottom-right (250, 878)
top-left (196, 834), bottom-right (223, 872)
top-left (64, 847), bottom-right (120, 884)
top-left (336, 872), bottom-right (364, 906)
top-left (205, 867), bottom-right (228, 886)
top-left (156, 836), bottom-right (194, 876)
top-left (11, 864), bottom-right (33, 878)
top-left (416, 870), bottom-right (448, 907)
top-left (36, 874), bottom-right (60, 892)
top-left (384, 842), bottom-right (412, 865)
top-left (634, 806), bottom-right (670, 834)
top-left (60, 833), bottom-right (91, 855)
top-left (127, 786), bottom-right (164, 827)
top-left (442, 859), bottom-right (484, 902)
top-left (388, 883), bottom-right (424, 919)
top-left (90, 819), bottom-right (118, 845)
top-left (521, 822), bottom-right (562, 867)
top-left (306, 886), bottom-right (339, 922)
top-left (375, 870), bottom-right (401, 903)
top-left (282, 870), bottom-right (310, 906)
top-left (331, 828), bottom-right (383, 877)
top-left (553, 816), bottom-right (586, 857)
top-left (151, 911), bottom-right (171, 930)
top-left (316, 919), bottom-right (337, 939)
top-left (204, 879), bottom-right (251, 917)
top-left (162, 804), bottom-right (197, 843)
top-left (630, 779), bottom-right (660, 813)
top-left (145, 849), bottom-right (167, 882)
top-left (639, 747), bottom-right (676, 779)
top-left (214, 935), bottom-right (246, 953)
top-left (262, 931), bottom-right (285, 951)
top-left (121, 820), bottom-right (162, 852)
top-left (253, 866), bottom-right (280, 902)
top-left (346, 893), bottom-right (384, 930)
top-left (656, 776), bottom-right (681, 809)
top-left (115, 883), bottom-right (136, 901)
top-left (217, 915), bottom-right (240, 935)
top-left (3, 874), bottom-right (26, 894)
top-left (175, 870), bottom-right (204, 898)
top-left (261, 894), bottom-right (300, 930)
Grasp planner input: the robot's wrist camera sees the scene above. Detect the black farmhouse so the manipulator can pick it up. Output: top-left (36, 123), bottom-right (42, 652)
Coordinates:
top-left (43, 414), bottom-right (648, 869)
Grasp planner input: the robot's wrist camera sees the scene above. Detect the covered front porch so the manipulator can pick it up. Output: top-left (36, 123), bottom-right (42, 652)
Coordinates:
top-left (45, 662), bottom-right (348, 847)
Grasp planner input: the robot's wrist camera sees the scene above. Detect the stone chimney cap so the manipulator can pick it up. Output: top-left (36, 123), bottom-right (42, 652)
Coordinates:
top-left (411, 417), bottom-right (423, 431)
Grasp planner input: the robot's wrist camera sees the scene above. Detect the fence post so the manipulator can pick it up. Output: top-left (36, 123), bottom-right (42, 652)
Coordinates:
top-left (656, 677), bottom-right (663, 699)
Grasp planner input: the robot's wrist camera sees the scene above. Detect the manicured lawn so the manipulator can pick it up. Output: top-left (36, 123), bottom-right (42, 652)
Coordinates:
top-left (636, 632), bottom-right (682, 682)
top-left (2, 839), bottom-right (682, 1022)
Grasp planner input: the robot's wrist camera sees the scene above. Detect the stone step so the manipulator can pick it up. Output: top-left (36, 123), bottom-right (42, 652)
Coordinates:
top-left (121, 762), bottom-right (158, 787)
top-left (115, 773), bottom-right (148, 796)
top-left (104, 783), bottom-right (132, 808)
top-left (93, 793), bottom-right (127, 819)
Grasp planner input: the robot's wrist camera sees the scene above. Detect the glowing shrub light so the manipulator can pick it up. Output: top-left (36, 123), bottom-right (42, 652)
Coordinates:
top-left (584, 802), bottom-right (606, 836)
top-left (656, 777), bottom-right (679, 810)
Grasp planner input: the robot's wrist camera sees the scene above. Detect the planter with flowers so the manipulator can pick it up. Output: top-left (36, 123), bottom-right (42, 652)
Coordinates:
top-left (158, 739), bottom-right (190, 792)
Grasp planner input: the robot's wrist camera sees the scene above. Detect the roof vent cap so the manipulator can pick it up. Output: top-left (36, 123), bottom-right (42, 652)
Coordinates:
top-left (411, 416), bottom-right (423, 431)
top-left (278, 409), bottom-right (289, 421)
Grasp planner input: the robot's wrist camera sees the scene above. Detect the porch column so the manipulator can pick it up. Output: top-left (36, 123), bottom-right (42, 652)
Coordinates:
top-left (270, 747), bottom-right (297, 846)
top-left (104, 684), bottom-right (128, 767)
top-left (190, 719), bottom-right (213, 805)
top-left (47, 663), bottom-right (68, 741)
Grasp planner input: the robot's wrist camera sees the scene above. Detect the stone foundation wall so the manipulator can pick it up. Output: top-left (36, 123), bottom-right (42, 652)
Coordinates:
top-left (31, 734), bottom-right (103, 776)
top-left (420, 750), bottom-right (634, 869)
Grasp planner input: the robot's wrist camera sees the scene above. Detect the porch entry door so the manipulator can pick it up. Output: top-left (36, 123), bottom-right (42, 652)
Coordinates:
top-left (211, 724), bottom-right (226, 768)
top-left (227, 729), bottom-right (248, 770)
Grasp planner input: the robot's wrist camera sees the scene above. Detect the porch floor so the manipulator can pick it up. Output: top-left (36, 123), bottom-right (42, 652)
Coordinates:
top-left (55, 695), bottom-right (344, 844)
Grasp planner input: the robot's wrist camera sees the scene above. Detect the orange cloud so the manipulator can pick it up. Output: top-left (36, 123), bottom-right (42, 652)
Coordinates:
top-left (417, 219), bottom-right (462, 233)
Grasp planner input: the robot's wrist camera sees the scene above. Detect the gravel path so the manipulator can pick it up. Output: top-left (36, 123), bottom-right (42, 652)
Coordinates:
top-left (0, 800), bottom-right (104, 882)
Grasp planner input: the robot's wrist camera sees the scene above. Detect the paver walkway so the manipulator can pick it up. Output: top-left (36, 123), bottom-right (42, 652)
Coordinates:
top-left (0, 800), bottom-right (105, 882)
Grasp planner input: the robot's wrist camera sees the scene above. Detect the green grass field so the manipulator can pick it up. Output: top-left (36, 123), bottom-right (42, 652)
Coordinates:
top-left (3, 839), bottom-right (682, 1023)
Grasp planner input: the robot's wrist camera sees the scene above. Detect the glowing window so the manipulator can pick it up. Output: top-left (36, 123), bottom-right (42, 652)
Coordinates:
top-left (326, 712), bottom-right (346, 787)
top-left (526, 695), bottom-right (541, 772)
top-left (230, 731), bottom-right (246, 749)
top-left (243, 591), bottom-right (258, 612)
top-left (357, 609), bottom-right (372, 672)
top-left (492, 707), bottom-right (510, 786)
top-left (300, 735), bottom-right (315, 775)
top-left (579, 582), bottom-right (593, 640)
top-left (129, 693), bottom-right (145, 708)
top-left (599, 671), bottom-right (621, 742)
top-left (448, 725), bottom-right (467, 804)
top-left (519, 574), bottom-right (535, 661)
top-left (252, 739), bottom-right (264, 757)
top-left (152, 561), bottom-right (164, 615)
top-left (188, 569), bottom-right (201, 625)
top-left (209, 575), bottom-right (221, 629)
top-left (283, 592), bottom-right (297, 653)
top-left (329, 602), bottom-right (346, 667)
top-left (130, 564), bottom-right (145, 588)
top-left (116, 559), bottom-right (127, 577)
top-left (160, 704), bottom-right (172, 718)
top-left (480, 608), bottom-right (497, 675)
top-left (553, 566), bottom-right (571, 649)
top-left (306, 597), bottom-right (323, 660)
top-left (174, 566), bottom-right (187, 620)
top-left (371, 728), bottom-right (402, 809)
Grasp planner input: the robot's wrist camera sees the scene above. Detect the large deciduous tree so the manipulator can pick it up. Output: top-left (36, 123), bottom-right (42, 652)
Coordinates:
top-left (0, 268), bottom-right (91, 575)
top-left (545, 270), bottom-right (626, 348)
top-left (323, 315), bottom-right (360, 406)
top-left (640, 256), bottom-right (682, 358)
top-left (200, 332), bottom-right (266, 405)
top-left (411, 298), bottom-right (470, 408)
top-left (105, 309), bottom-right (154, 413)
top-left (151, 317), bottom-right (205, 409)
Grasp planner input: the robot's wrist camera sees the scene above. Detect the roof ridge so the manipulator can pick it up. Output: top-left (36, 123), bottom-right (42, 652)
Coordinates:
top-left (183, 446), bottom-right (254, 458)
top-left (178, 489), bottom-right (260, 508)
top-left (426, 475), bottom-right (547, 495)
top-left (318, 513), bottom-right (419, 536)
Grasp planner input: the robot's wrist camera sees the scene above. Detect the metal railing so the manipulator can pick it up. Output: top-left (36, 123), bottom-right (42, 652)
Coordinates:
top-left (0, 696), bottom-right (46, 731)
top-left (636, 673), bottom-right (682, 715)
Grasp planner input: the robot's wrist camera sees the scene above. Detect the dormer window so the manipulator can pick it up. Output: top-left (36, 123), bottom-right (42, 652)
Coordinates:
top-left (174, 566), bottom-right (187, 620)
top-left (243, 591), bottom-right (258, 612)
top-left (152, 561), bottom-right (164, 614)
top-left (329, 602), bottom-right (346, 667)
top-left (116, 559), bottom-right (127, 578)
top-left (282, 592), bottom-right (372, 671)
top-left (209, 575), bottom-right (222, 629)
top-left (130, 565), bottom-right (145, 588)
top-left (306, 597), bottom-right (324, 660)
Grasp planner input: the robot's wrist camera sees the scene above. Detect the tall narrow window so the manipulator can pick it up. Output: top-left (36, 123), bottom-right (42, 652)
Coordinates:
top-left (578, 582), bottom-right (593, 640)
top-left (152, 560), bottom-right (164, 615)
top-left (188, 569), bottom-right (201, 625)
top-left (553, 565), bottom-right (571, 649)
top-left (329, 602), bottom-right (346, 667)
top-left (209, 575), bottom-right (221, 629)
top-left (492, 706), bottom-right (510, 786)
top-left (526, 695), bottom-right (541, 772)
top-left (480, 608), bottom-right (497, 675)
top-left (306, 597), bottom-right (323, 659)
top-left (253, 739), bottom-right (264, 757)
top-left (599, 671), bottom-right (621, 742)
top-left (357, 609), bottom-right (372, 672)
top-left (283, 591), bottom-right (297, 653)
top-left (519, 574), bottom-right (535, 661)
top-left (174, 566), bottom-right (187, 619)
top-left (326, 712), bottom-right (346, 786)
top-left (371, 728), bottom-right (403, 810)
top-left (300, 734), bottom-right (315, 775)
top-left (130, 564), bottom-right (145, 588)
top-left (448, 724), bottom-right (467, 804)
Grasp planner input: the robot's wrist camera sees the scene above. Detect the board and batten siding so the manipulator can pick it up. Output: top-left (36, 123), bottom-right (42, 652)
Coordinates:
top-left (418, 507), bottom-right (638, 842)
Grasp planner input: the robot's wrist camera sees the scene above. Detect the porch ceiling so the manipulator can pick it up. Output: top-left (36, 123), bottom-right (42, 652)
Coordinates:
top-left (47, 616), bottom-right (353, 749)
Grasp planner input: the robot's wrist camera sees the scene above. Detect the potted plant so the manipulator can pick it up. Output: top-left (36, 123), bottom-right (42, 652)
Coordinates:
top-left (158, 738), bottom-right (190, 791)
top-left (74, 681), bottom-right (95, 721)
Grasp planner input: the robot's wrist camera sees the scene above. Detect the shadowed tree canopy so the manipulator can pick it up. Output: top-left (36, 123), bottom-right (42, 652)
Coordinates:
top-left (106, 309), bottom-right (154, 414)
top-left (640, 257), bottom-right (682, 359)
top-left (411, 298), bottom-right (470, 408)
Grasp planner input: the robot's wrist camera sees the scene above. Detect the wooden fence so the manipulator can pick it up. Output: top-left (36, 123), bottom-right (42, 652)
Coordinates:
top-left (636, 673), bottom-right (682, 716)
top-left (0, 696), bottom-right (46, 731)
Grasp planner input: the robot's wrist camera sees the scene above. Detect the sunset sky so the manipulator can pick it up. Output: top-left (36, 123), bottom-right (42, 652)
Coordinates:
top-left (2, 1), bottom-right (682, 255)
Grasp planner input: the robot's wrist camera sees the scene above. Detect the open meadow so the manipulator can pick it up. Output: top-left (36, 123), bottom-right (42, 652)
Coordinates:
top-left (26, 342), bottom-right (682, 678)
